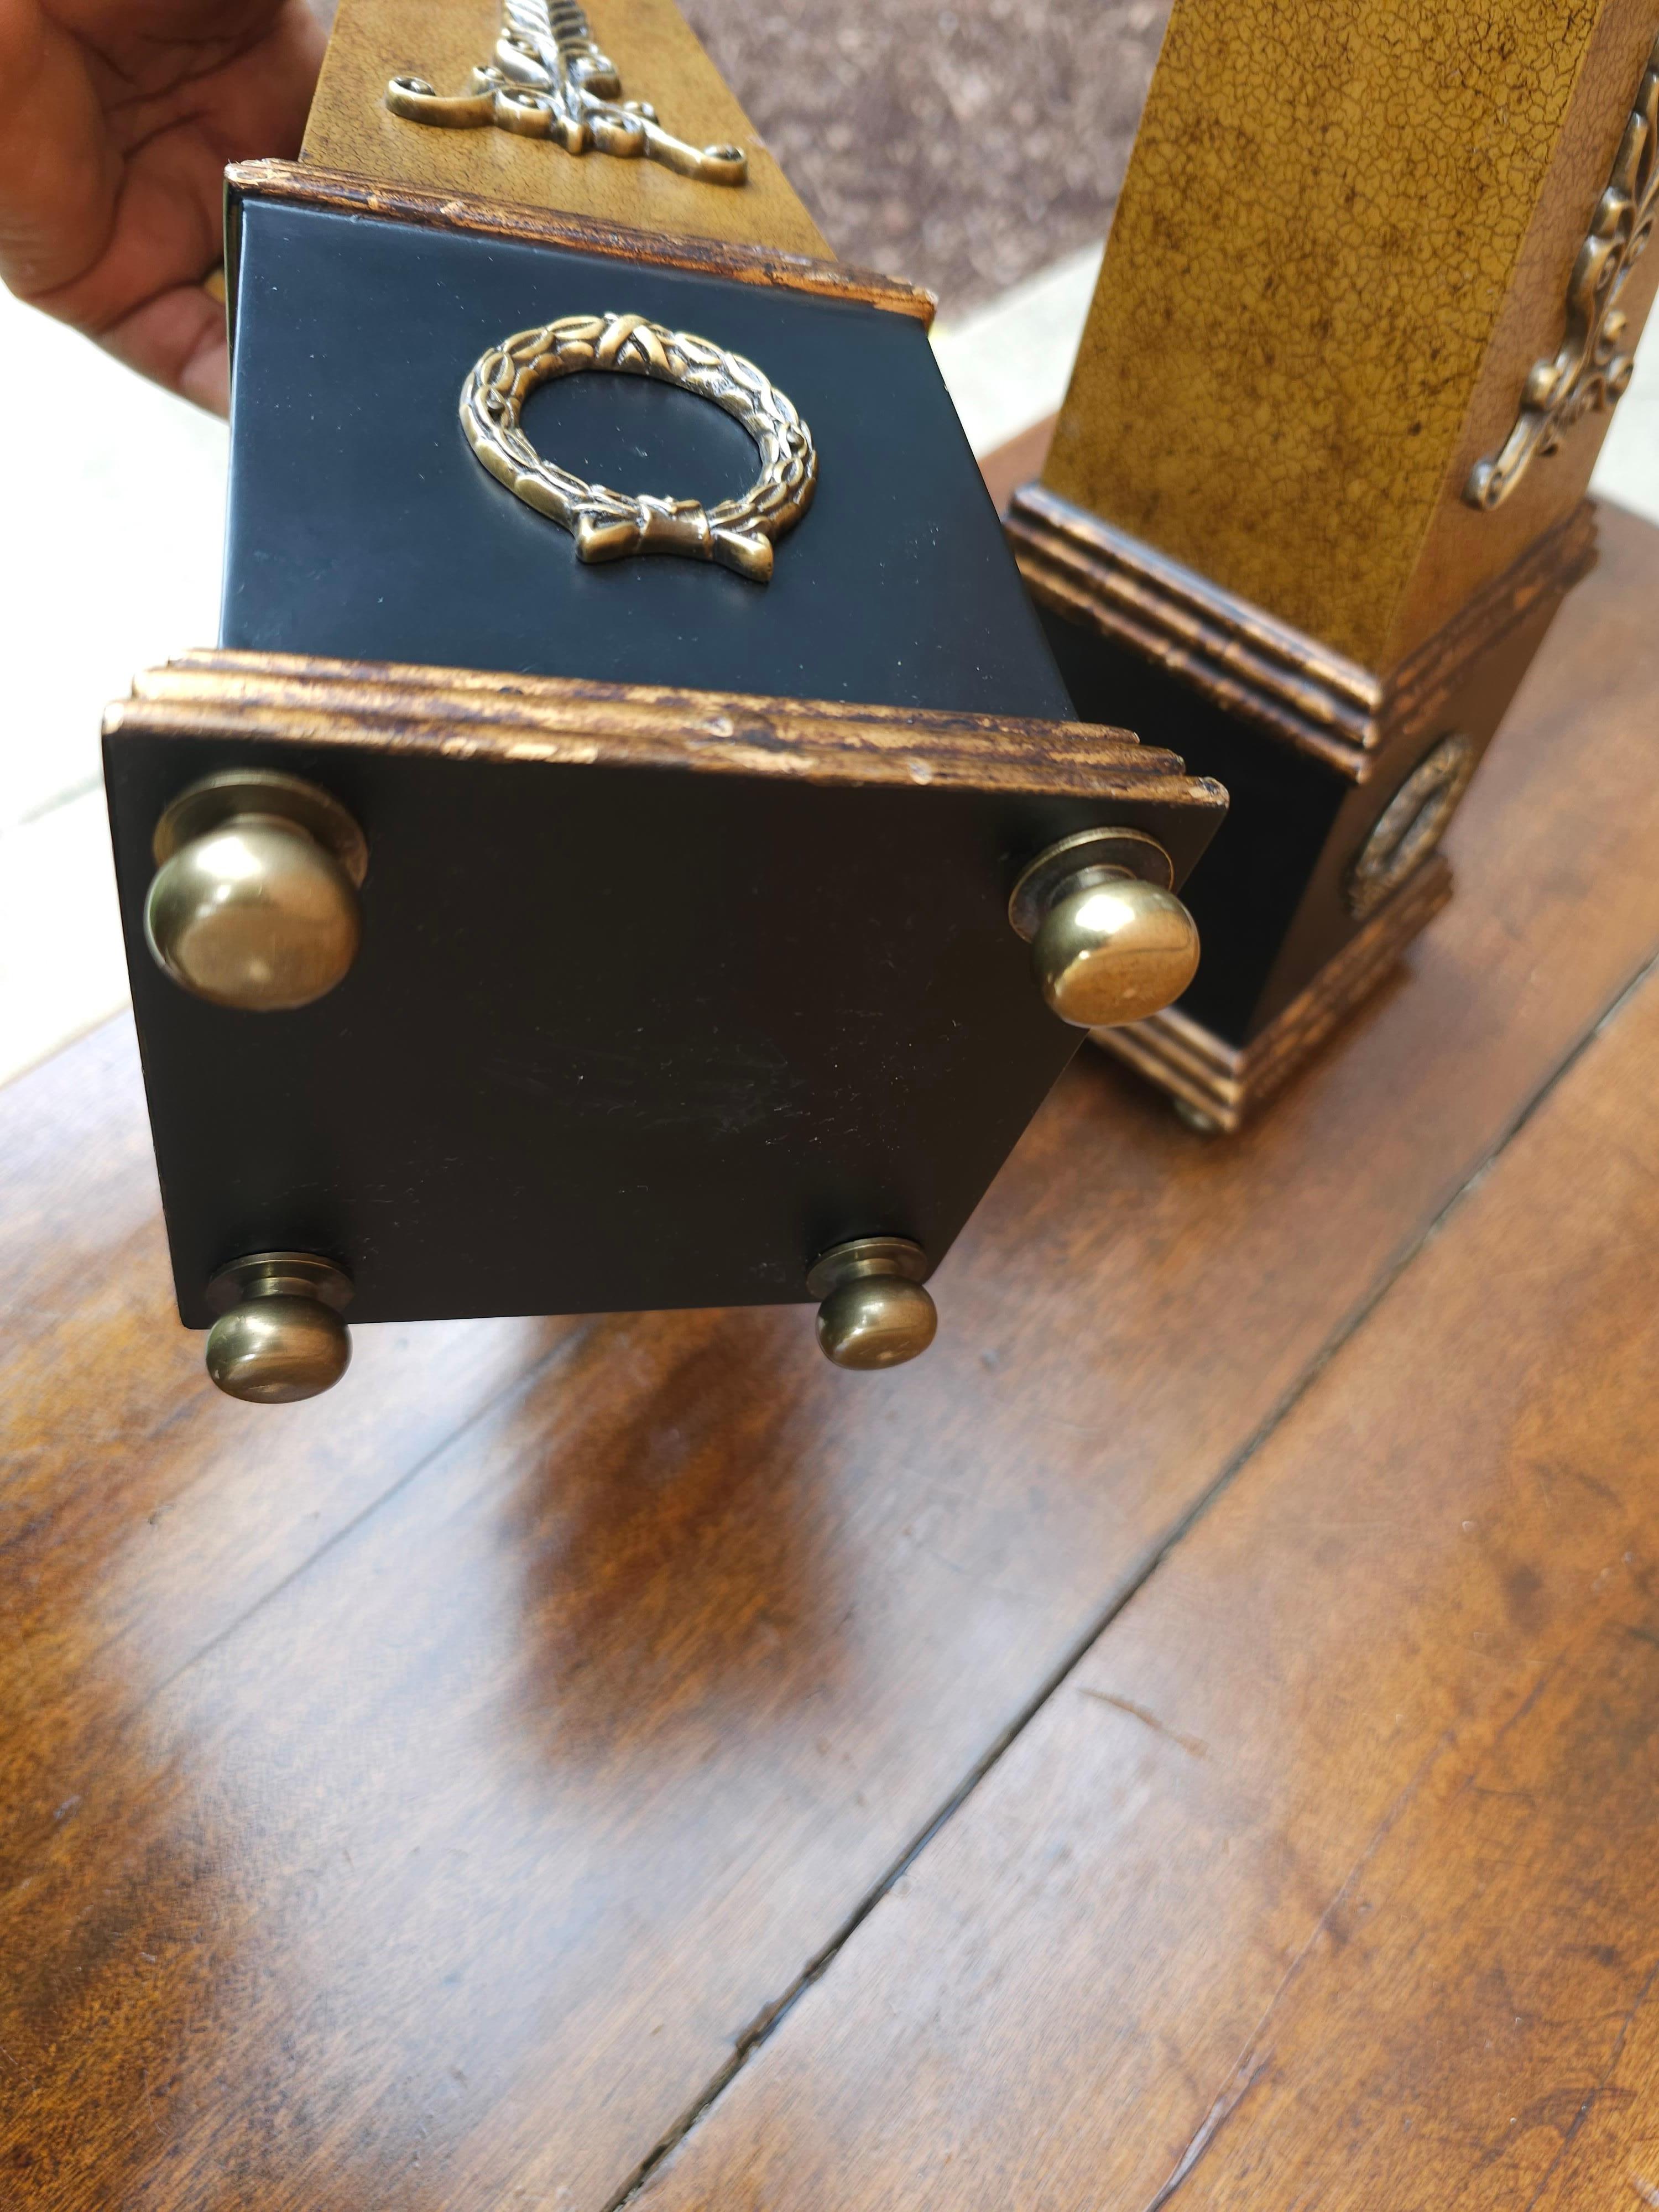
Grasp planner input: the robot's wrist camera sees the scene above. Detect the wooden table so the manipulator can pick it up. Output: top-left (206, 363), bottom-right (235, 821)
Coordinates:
top-left (6, 505), bottom-right (1659, 2210)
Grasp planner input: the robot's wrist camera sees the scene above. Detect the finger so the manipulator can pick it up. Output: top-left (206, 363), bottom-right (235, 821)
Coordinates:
top-left (98, 276), bottom-right (229, 416)
top-left (43, 134), bottom-right (225, 336)
top-left (0, 0), bottom-right (322, 403)
top-left (0, 0), bottom-right (121, 302)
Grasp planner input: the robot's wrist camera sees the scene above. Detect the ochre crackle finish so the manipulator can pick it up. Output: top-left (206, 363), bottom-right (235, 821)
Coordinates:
top-left (1044, 0), bottom-right (1640, 667)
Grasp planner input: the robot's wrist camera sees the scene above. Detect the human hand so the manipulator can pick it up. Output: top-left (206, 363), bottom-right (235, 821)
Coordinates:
top-left (0, 0), bottom-right (325, 413)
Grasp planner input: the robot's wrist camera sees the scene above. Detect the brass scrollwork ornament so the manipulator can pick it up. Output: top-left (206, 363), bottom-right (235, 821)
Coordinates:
top-left (461, 311), bottom-right (817, 582)
top-left (387, 0), bottom-right (746, 185)
top-left (1345, 733), bottom-right (1477, 920)
top-left (1466, 31), bottom-right (1659, 511)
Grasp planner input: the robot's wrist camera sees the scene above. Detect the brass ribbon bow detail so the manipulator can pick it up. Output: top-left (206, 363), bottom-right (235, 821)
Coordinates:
top-left (461, 312), bottom-right (817, 583)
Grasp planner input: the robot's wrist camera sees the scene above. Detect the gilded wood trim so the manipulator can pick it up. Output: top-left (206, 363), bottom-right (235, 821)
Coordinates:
top-left (1385, 502), bottom-right (1598, 739)
top-left (1009, 485), bottom-right (1381, 776)
top-left (227, 160), bottom-right (935, 325)
top-left (1007, 488), bottom-right (1598, 781)
top-left (114, 650), bottom-right (1229, 812)
top-left (1096, 857), bottom-right (1455, 1130)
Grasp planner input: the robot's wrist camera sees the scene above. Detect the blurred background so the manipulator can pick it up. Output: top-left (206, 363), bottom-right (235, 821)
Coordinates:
top-left (6, 0), bottom-right (1658, 1088)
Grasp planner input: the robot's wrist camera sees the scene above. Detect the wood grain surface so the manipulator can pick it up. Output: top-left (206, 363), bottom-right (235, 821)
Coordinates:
top-left (638, 776), bottom-right (1659, 2212)
top-left (6, 514), bottom-right (1659, 2205)
top-left (300, 0), bottom-right (831, 258)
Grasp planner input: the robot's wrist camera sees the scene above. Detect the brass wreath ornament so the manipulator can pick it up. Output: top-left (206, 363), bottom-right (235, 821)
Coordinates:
top-left (1345, 732), bottom-right (1477, 921)
top-left (460, 311), bottom-right (817, 582)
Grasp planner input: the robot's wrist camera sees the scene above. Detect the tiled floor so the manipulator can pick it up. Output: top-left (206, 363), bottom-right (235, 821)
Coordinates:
top-left (1, 291), bottom-right (226, 1083)
top-left (680, 0), bottom-right (1163, 313)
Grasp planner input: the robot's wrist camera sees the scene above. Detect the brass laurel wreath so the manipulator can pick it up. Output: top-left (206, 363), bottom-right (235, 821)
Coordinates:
top-left (460, 311), bottom-right (817, 582)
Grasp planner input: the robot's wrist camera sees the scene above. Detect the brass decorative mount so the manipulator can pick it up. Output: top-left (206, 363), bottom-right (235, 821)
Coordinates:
top-left (204, 1253), bottom-right (355, 1404)
top-left (1345, 733), bottom-right (1476, 921)
top-left (1467, 30), bottom-right (1659, 511)
top-left (386, 0), bottom-right (748, 185)
top-left (461, 311), bottom-right (817, 582)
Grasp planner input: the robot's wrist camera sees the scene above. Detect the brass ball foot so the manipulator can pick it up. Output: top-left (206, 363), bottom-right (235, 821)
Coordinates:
top-left (1009, 828), bottom-right (1200, 1029)
top-left (204, 1252), bottom-right (354, 1404)
top-left (806, 1237), bottom-right (937, 1370)
top-left (145, 770), bottom-right (367, 1012)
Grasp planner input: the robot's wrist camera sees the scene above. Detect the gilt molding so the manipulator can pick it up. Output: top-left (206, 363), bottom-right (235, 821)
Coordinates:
top-left (225, 161), bottom-right (936, 325)
top-left (1094, 854), bottom-right (1454, 1131)
top-left (1008, 487), bottom-right (1598, 781)
top-left (112, 649), bottom-right (1229, 815)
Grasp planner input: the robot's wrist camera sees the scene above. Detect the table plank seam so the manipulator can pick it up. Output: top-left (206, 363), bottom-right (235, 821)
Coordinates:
top-left (1519, 1942), bottom-right (1659, 2210)
top-left (600, 928), bottom-right (1659, 2212)
top-left (141, 1317), bottom-right (598, 1712)
top-left (1135, 1700), bottom-right (1479, 2212)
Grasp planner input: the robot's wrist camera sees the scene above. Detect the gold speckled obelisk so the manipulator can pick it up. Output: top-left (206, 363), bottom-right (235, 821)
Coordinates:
top-left (1010, 0), bottom-right (1659, 1129)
